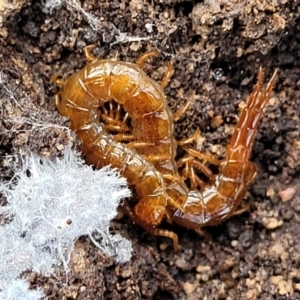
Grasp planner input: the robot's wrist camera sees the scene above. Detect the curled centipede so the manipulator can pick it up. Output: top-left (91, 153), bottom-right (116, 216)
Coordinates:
top-left (54, 46), bottom-right (278, 250)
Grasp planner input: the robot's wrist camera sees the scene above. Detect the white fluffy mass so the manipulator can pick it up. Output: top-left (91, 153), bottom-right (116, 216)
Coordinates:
top-left (0, 147), bottom-right (132, 299)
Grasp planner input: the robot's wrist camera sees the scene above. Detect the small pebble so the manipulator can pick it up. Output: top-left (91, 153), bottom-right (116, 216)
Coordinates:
top-left (278, 187), bottom-right (296, 202)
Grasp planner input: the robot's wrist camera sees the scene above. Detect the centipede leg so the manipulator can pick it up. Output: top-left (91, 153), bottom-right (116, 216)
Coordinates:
top-left (160, 62), bottom-right (174, 88)
top-left (162, 173), bottom-right (184, 183)
top-left (126, 141), bottom-right (154, 148)
top-left (173, 91), bottom-right (195, 121)
top-left (100, 115), bottom-right (130, 131)
top-left (194, 227), bottom-right (211, 240)
top-left (180, 146), bottom-right (220, 166)
top-left (137, 52), bottom-right (174, 88)
top-left (84, 45), bottom-right (97, 62)
top-left (227, 68), bottom-right (278, 162)
top-left (190, 158), bottom-right (215, 182)
top-left (178, 157), bottom-right (206, 190)
top-left (177, 128), bottom-right (201, 146)
top-left (55, 92), bottom-right (62, 108)
top-left (115, 103), bottom-right (122, 123)
top-left (136, 51), bottom-right (160, 68)
top-left (232, 203), bottom-right (250, 216)
top-left (113, 134), bottom-right (135, 143)
top-left (50, 74), bottom-right (65, 86)
top-left (143, 153), bottom-right (173, 163)
top-left (150, 228), bottom-right (180, 251)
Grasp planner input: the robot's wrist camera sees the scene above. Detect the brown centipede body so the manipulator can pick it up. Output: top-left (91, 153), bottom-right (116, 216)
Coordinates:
top-left (54, 46), bottom-right (278, 250)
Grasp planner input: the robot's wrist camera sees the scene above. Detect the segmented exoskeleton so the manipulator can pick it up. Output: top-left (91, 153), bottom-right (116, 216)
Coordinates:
top-left (54, 46), bottom-right (277, 250)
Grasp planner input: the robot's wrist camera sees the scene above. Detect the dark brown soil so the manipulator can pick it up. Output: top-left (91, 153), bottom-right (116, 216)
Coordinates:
top-left (1, 0), bottom-right (300, 299)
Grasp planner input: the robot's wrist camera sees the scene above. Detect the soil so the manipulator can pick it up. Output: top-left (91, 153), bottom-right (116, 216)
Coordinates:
top-left (1, 0), bottom-right (300, 299)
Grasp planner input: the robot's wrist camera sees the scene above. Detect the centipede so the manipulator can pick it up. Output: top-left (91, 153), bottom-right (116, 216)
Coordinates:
top-left (54, 46), bottom-right (278, 250)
